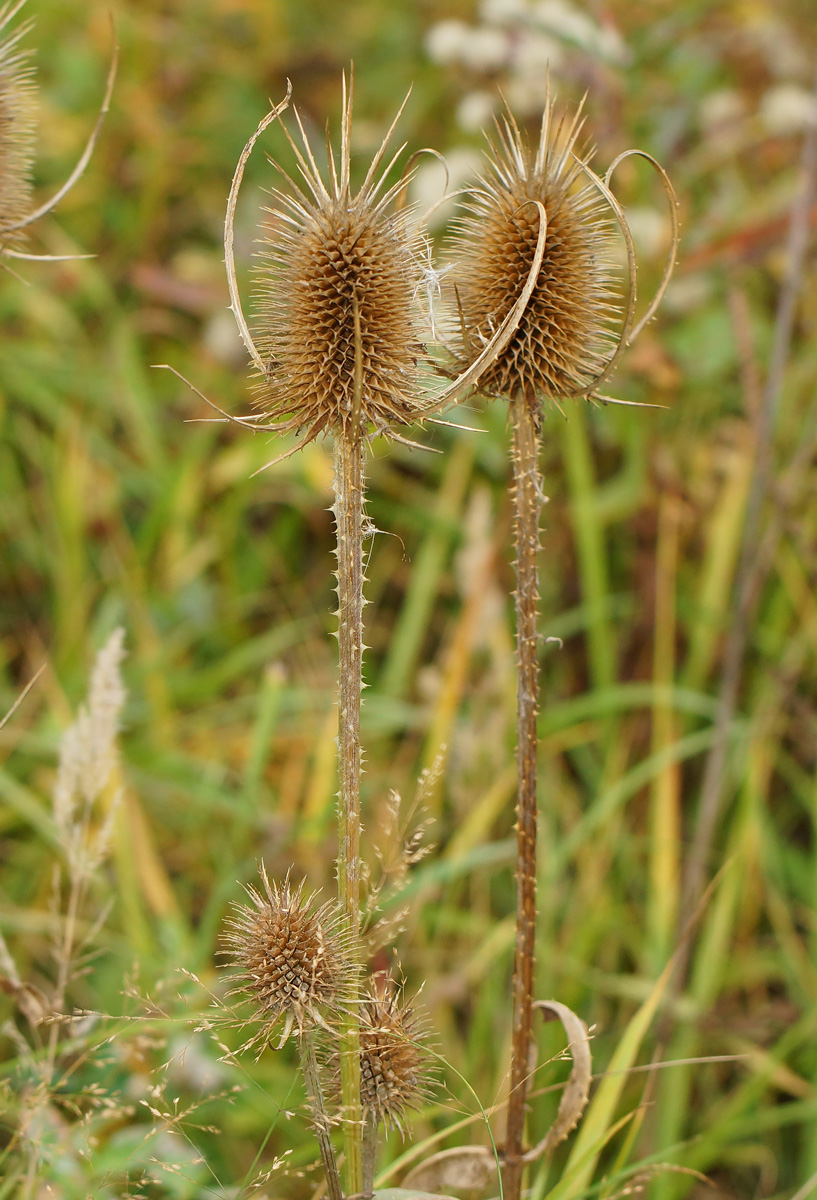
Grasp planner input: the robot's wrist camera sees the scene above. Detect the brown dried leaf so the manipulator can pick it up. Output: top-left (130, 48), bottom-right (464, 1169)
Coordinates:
top-left (401, 1145), bottom-right (495, 1192)
top-left (522, 999), bottom-right (592, 1162)
top-left (373, 1191), bottom-right (458, 1200)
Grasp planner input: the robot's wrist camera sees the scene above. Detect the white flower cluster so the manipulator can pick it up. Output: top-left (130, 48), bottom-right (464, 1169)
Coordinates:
top-left (426, 0), bottom-right (630, 126)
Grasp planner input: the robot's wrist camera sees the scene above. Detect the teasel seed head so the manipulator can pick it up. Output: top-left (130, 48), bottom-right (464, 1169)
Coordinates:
top-left (248, 77), bottom-right (429, 446)
top-left (225, 866), bottom-right (358, 1048)
top-left (449, 95), bottom-right (623, 417)
top-left (354, 982), bottom-right (436, 1134)
top-left (0, 4), bottom-right (36, 247)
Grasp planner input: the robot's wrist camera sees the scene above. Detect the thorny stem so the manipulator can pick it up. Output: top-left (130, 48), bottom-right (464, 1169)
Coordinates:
top-left (299, 1033), bottom-right (343, 1200)
top-left (503, 394), bottom-right (544, 1200)
top-left (333, 431), bottom-right (365, 1198)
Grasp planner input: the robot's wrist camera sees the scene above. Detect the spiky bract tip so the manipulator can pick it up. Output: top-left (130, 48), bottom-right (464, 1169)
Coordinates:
top-left (449, 99), bottom-right (622, 413)
top-left (0, 6), bottom-right (36, 245)
top-left (225, 866), bottom-right (358, 1047)
top-left (253, 81), bottom-right (429, 445)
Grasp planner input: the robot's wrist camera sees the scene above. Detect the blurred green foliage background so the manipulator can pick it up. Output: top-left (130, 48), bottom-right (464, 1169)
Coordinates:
top-left (2, 0), bottom-right (817, 1196)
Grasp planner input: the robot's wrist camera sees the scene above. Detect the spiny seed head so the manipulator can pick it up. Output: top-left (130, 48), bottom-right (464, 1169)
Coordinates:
top-left (355, 983), bottom-right (435, 1134)
top-left (0, 6), bottom-right (36, 246)
top-left (225, 866), bottom-right (357, 1046)
top-left (449, 98), bottom-right (621, 414)
top-left (252, 80), bottom-right (429, 445)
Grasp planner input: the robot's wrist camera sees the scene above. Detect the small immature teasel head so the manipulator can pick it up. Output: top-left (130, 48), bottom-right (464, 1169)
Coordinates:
top-left (356, 982), bottom-right (435, 1134)
top-left (225, 866), bottom-right (357, 1047)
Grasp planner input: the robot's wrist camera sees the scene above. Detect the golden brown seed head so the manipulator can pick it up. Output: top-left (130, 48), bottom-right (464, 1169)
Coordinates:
top-left (225, 867), bottom-right (357, 1045)
top-left (0, 11), bottom-right (36, 245)
top-left (252, 85), bottom-right (428, 444)
top-left (356, 984), bottom-right (435, 1134)
top-left (449, 101), bottom-right (621, 412)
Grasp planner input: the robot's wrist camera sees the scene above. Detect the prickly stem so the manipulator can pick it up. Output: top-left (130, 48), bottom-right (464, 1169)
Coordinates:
top-left (299, 1033), bottom-right (344, 1200)
top-left (333, 430), bottom-right (365, 1197)
top-left (503, 393), bottom-right (543, 1200)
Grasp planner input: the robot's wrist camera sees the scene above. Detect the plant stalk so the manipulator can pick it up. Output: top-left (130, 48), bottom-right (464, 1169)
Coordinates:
top-left (362, 1111), bottom-right (378, 1199)
top-left (333, 430), bottom-right (365, 1198)
top-left (503, 393), bottom-right (543, 1200)
top-left (299, 1032), bottom-right (344, 1200)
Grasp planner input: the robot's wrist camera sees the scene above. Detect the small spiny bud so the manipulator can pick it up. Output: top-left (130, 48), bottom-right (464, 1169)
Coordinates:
top-left (225, 866), bottom-right (357, 1047)
top-left (356, 982), bottom-right (435, 1134)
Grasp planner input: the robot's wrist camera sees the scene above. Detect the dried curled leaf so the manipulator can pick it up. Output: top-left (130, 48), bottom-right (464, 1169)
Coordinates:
top-left (372, 1191), bottom-right (458, 1200)
top-left (401, 1145), bottom-right (495, 1192)
top-left (522, 999), bottom-right (592, 1163)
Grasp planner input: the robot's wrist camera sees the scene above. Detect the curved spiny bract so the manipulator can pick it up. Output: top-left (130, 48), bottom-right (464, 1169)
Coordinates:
top-left (0, 4), bottom-right (36, 247)
top-left (449, 100), bottom-right (622, 419)
top-left (250, 84), bottom-right (429, 445)
top-left (225, 866), bottom-right (358, 1048)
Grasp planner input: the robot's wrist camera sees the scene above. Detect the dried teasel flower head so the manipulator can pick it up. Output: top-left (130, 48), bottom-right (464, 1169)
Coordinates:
top-left (355, 980), bottom-right (436, 1134)
top-left (447, 88), bottom-right (677, 420)
top-left (225, 75), bottom-right (435, 450)
top-left (225, 865), bottom-right (357, 1048)
top-left (0, 5), bottom-right (116, 266)
top-left (0, 2), bottom-right (36, 247)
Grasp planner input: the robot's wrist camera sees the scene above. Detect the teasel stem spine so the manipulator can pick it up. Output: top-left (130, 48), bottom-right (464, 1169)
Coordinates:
top-left (504, 392), bottom-right (543, 1200)
top-left (333, 429), bottom-right (365, 1197)
top-left (299, 1032), bottom-right (344, 1200)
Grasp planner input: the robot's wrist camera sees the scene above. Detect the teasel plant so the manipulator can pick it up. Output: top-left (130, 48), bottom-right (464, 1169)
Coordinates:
top-left (327, 978), bottom-right (437, 1197)
top-left (154, 72), bottom-right (554, 1198)
top-left (226, 868), bottom-right (359, 1200)
top-left (443, 87), bottom-right (679, 1200)
top-left (0, 0), bottom-right (116, 270)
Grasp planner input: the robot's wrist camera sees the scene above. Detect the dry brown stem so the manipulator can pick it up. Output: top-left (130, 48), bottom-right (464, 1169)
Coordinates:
top-left (333, 430), bottom-right (366, 1195)
top-left (502, 393), bottom-right (544, 1198)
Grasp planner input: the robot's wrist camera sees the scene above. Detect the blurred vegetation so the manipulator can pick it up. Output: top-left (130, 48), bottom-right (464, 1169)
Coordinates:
top-left (1, 0), bottom-right (817, 1197)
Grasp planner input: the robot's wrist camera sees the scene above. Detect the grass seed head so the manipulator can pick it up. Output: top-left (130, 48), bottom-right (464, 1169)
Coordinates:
top-left (356, 983), bottom-right (435, 1134)
top-left (225, 866), bottom-right (357, 1047)
top-left (0, 6), bottom-right (36, 246)
top-left (449, 98), bottom-right (621, 414)
top-left (252, 80), bottom-right (429, 444)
